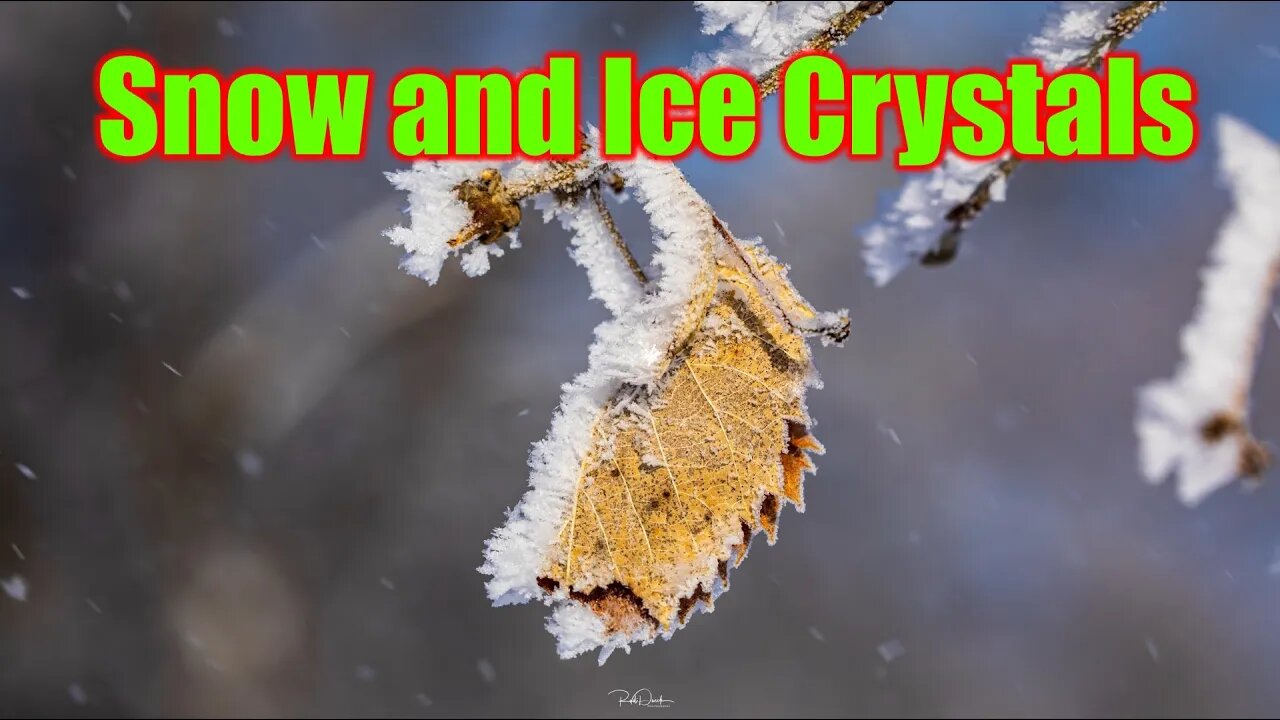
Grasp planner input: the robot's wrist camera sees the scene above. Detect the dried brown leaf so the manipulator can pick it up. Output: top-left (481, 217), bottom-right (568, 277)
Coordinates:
top-left (535, 223), bottom-right (841, 642)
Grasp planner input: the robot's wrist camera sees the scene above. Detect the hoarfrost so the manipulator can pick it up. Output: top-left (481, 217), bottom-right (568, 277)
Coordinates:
top-left (860, 2), bottom-right (1131, 285)
top-left (1136, 116), bottom-right (1280, 506)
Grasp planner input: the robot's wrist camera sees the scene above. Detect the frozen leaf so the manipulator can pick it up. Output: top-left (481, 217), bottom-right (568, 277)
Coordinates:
top-left (481, 156), bottom-right (848, 663)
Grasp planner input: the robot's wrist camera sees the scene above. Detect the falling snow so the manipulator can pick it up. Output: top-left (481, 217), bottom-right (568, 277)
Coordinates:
top-left (2, 575), bottom-right (28, 602)
top-left (877, 638), bottom-right (906, 663)
top-left (236, 449), bottom-right (264, 477)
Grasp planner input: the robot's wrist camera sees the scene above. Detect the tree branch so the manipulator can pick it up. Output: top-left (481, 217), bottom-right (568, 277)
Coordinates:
top-left (754, 1), bottom-right (893, 98)
top-left (489, 2), bottom-right (894, 207)
top-left (923, 1), bottom-right (1164, 266)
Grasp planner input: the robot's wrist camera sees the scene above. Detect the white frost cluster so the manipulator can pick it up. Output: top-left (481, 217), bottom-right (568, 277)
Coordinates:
top-left (860, 1), bottom-right (1127, 286)
top-left (690, 1), bottom-right (867, 78)
top-left (861, 155), bottom-right (1007, 286)
top-left (1136, 115), bottom-right (1280, 506)
top-left (383, 161), bottom-right (520, 284)
top-left (1025, 1), bottom-right (1129, 73)
top-left (480, 154), bottom-right (720, 664)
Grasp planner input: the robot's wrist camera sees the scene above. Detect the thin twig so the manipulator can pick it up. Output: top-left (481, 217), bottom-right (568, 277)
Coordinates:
top-left (590, 185), bottom-right (649, 285)
top-left (466, 1), bottom-right (892, 283)
top-left (755, 1), bottom-right (893, 97)
top-left (1233, 257), bottom-right (1280, 413)
top-left (495, 2), bottom-right (893, 204)
top-left (1222, 256), bottom-right (1279, 479)
top-left (922, 1), bottom-right (1164, 266)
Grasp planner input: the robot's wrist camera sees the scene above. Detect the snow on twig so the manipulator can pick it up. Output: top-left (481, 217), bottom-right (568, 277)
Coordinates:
top-left (860, 1), bottom-right (1161, 286)
top-left (1136, 115), bottom-right (1279, 506)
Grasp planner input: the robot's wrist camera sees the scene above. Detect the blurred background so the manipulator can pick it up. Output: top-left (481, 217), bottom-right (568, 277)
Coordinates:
top-left (2, 2), bottom-right (1280, 717)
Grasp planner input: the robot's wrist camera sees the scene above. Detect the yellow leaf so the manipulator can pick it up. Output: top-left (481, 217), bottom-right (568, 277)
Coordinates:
top-left (535, 217), bottom-right (845, 645)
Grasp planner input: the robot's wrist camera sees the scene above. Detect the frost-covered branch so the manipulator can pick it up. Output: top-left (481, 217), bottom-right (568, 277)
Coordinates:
top-left (528, 134), bottom-right (651, 315)
top-left (692, 1), bottom-right (893, 97)
top-left (1136, 115), bottom-right (1279, 507)
top-left (860, 1), bottom-right (1163, 286)
top-left (384, 2), bottom-right (892, 290)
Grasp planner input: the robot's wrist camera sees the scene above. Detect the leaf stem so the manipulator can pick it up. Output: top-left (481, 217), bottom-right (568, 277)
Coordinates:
top-left (590, 186), bottom-right (649, 286)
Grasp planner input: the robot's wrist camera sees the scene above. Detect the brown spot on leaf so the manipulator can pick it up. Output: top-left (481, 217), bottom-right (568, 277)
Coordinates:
top-left (730, 519), bottom-right (752, 567)
top-left (569, 582), bottom-right (660, 636)
top-left (536, 577), bottom-right (560, 594)
top-left (677, 583), bottom-right (712, 624)
top-left (781, 421), bottom-right (819, 509)
top-left (759, 493), bottom-right (780, 543)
